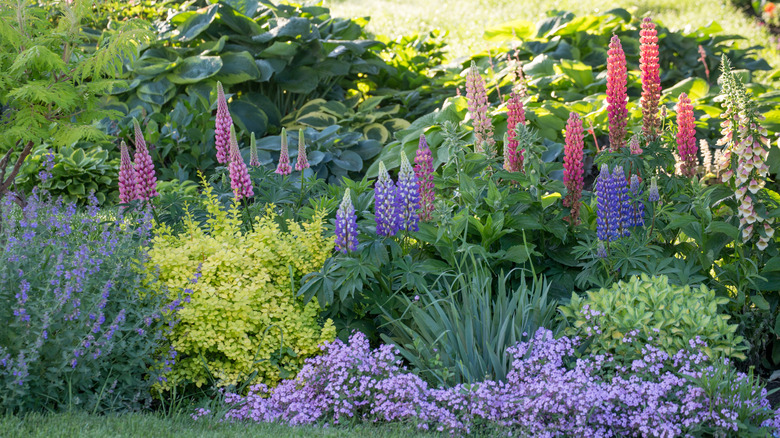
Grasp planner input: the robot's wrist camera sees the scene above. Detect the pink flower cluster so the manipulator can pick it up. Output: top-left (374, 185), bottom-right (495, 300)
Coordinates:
top-left (465, 61), bottom-right (495, 155)
top-left (118, 119), bottom-right (158, 203)
top-left (676, 93), bottom-right (698, 177)
top-left (640, 18), bottom-right (661, 140)
top-left (414, 135), bottom-right (434, 222)
top-left (503, 92), bottom-right (525, 172)
top-left (295, 129), bottom-right (310, 172)
top-left (607, 34), bottom-right (628, 151)
top-left (228, 125), bottom-right (254, 200)
top-left (563, 112), bottom-right (584, 225)
top-left (275, 128), bottom-right (292, 176)
top-left (215, 82), bottom-right (232, 164)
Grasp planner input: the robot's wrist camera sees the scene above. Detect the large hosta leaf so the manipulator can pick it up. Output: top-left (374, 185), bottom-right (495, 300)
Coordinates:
top-left (137, 77), bottom-right (176, 106)
top-left (276, 66), bottom-right (318, 94)
top-left (175, 4), bottom-right (218, 42)
top-left (230, 99), bottom-right (269, 137)
top-left (167, 55), bottom-right (223, 84)
top-left (214, 52), bottom-right (261, 84)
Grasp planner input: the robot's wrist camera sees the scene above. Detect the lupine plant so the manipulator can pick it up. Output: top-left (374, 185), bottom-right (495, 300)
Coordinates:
top-left (639, 18), bottom-right (661, 141)
top-left (413, 135), bottom-right (434, 222)
top-left (607, 34), bottom-right (628, 151)
top-left (465, 61), bottom-right (495, 155)
top-left (214, 82), bottom-right (232, 165)
top-left (132, 119), bottom-right (158, 202)
top-left (563, 112), bottom-right (584, 225)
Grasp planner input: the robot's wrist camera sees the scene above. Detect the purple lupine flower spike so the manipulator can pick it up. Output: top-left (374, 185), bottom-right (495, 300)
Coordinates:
top-left (613, 166), bottom-right (630, 238)
top-left (374, 162), bottom-right (399, 237)
top-left (275, 128), bottom-right (292, 176)
top-left (132, 118), bottom-right (158, 201)
top-left (413, 135), bottom-right (434, 222)
top-left (596, 164), bottom-right (611, 241)
top-left (249, 132), bottom-right (260, 167)
top-left (629, 174), bottom-right (645, 227)
top-left (228, 125), bottom-right (254, 200)
top-left (397, 153), bottom-right (420, 232)
top-left (118, 141), bottom-right (136, 204)
top-left (215, 82), bottom-right (232, 164)
top-left (648, 176), bottom-right (660, 202)
top-left (335, 188), bottom-right (358, 253)
top-left (295, 129), bottom-right (310, 172)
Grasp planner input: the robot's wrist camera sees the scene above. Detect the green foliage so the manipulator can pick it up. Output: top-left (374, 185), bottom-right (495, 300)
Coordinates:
top-left (560, 274), bottom-right (747, 363)
top-left (15, 145), bottom-right (117, 204)
top-left (380, 255), bottom-right (561, 387)
top-left (145, 183), bottom-right (336, 390)
top-left (0, 0), bottom-right (151, 153)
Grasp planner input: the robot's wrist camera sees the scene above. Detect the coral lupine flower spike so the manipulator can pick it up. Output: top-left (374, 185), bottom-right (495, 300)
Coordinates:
top-left (228, 125), bottom-right (254, 201)
top-left (215, 82), bottom-right (232, 164)
top-left (335, 188), bottom-right (358, 253)
top-left (275, 128), bottom-right (292, 176)
top-left (607, 34), bottom-right (628, 151)
top-left (295, 129), bottom-right (309, 172)
top-left (465, 61), bottom-right (495, 155)
top-left (639, 17), bottom-right (661, 140)
top-left (413, 134), bottom-right (434, 222)
top-left (563, 112), bottom-right (584, 225)
top-left (374, 161), bottom-right (399, 237)
top-left (118, 140), bottom-right (136, 204)
top-left (504, 92), bottom-right (526, 172)
top-left (132, 118), bottom-right (158, 201)
top-left (676, 93), bottom-right (698, 177)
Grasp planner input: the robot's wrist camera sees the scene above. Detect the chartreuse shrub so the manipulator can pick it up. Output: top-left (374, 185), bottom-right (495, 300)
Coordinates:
top-left (146, 184), bottom-right (335, 389)
top-left (560, 274), bottom-right (747, 363)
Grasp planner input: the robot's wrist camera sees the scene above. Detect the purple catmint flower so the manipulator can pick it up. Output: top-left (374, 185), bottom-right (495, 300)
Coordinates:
top-left (228, 125), bottom-right (254, 200)
top-left (607, 34), bottom-right (628, 151)
top-left (335, 189), bottom-right (358, 253)
top-left (413, 135), bottom-right (434, 222)
top-left (215, 82), bottom-right (232, 164)
top-left (397, 153), bottom-right (420, 232)
top-left (118, 141), bottom-right (136, 204)
top-left (374, 162), bottom-right (399, 237)
top-left (275, 128), bottom-right (292, 176)
top-left (132, 118), bottom-right (158, 201)
top-left (249, 132), bottom-right (260, 167)
top-left (295, 129), bottom-right (310, 172)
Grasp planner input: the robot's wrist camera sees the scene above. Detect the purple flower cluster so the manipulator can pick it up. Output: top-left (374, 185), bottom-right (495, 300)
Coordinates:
top-left (596, 165), bottom-right (644, 241)
top-left (374, 162), bottom-right (399, 237)
top-left (413, 135), bottom-right (434, 222)
top-left (397, 154), bottom-right (420, 232)
top-left (335, 189), bottom-right (358, 253)
top-left (211, 329), bottom-right (780, 435)
top-left (215, 82), bottom-right (232, 164)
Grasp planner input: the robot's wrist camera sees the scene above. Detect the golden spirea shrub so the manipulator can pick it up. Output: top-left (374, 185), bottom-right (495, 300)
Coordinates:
top-left (146, 187), bottom-right (335, 389)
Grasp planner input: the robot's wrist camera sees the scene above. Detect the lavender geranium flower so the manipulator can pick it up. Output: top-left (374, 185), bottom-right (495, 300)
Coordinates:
top-left (118, 141), bottom-right (136, 204)
top-left (374, 162), bottom-right (399, 237)
top-left (397, 153), bottom-right (420, 232)
top-left (335, 189), bottom-right (358, 253)
top-left (215, 82), bottom-right (232, 164)
top-left (414, 135), bottom-right (434, 222)
top-left (132, 118), bottom-right (158, 201)
top-left (228, 125), bottom-right (254, 200)
top-left (275, 128), bottom-right (292, 176)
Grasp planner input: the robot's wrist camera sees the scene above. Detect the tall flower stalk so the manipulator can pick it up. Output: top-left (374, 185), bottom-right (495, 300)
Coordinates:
top-left (607, 35), bottom-right (628, 151)
top-left (466, 61), bottom-right (495, 155)
top-left (215, 82), bottom-right (232, 164)
top-left (596, 164), bottom-right (632, 242)
top-left (397, 153), bottom-right (420, 232)
top-left (118, 141), bottom-right (136, 204)
top-left (275, 128), bottom-right (292, 176)
top-left (335, 189), bottom-right (358, 253)
top-left (639, 18), bottom-right (661, 140)
top-left (414, 135), bottom-right (434, 222)
top-left (228, 125), bottom-right (254, 201)
top-left (676, 93), bottom-right (698, 177)
top-left (295, 129), bottom-right (310, 172)
top-left (504, 92), bottom-right (525, 172)
top-left (374, 162), bottom-right (399, 237)
top-left (249, 132), bottom-right (260, 167)
top-left (563, 112), bottom-right (584, 225)
top-left (132, 118), bottom-right (157, 202)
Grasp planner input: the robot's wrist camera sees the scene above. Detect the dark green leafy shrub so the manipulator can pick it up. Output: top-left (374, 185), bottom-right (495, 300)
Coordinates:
top-left (559, 274), bottom-right (747, 363)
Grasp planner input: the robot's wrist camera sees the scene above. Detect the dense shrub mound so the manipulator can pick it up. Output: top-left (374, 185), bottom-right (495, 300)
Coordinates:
top-left (201, 330), bottom-right (780, 436)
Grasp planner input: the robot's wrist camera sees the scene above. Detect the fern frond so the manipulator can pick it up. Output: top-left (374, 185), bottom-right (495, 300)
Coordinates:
top-left (9, 45), bottom-right (67, 79)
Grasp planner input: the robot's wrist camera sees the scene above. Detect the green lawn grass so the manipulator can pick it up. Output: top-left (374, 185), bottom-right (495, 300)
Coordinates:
top-left (0, 412), bottom-right (447, 438)
top-left (323, 0), bottom-right (780, 68)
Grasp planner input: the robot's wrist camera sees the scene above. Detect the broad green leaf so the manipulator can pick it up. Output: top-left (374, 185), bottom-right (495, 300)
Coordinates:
top-left (253, 17), bottom-right (312, 43)
top-left (214, 52), bottom-right (261, 84)
top-left (137, 77), bottom-right (176, 106)
top-left (260, 41), bottom-right (300, 59)
top-left (167, 55), bottom-right (222, 84)
top-left (664, 77), bottom-right (710, 101)
top-left (752, 295), bottom-right (770, 311)
top-left (276, 66), bottom-right (319, 94)
top-left (557, 59), bottom-right (593, 87)
top-left (483, 20), bottom-right (535, 42)
top-left (175, 5), bottom-right (218, 42)
top-left (230, 99), bottom-right (269, 137)
top-left (331, 150), bottom-right (363, 172)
